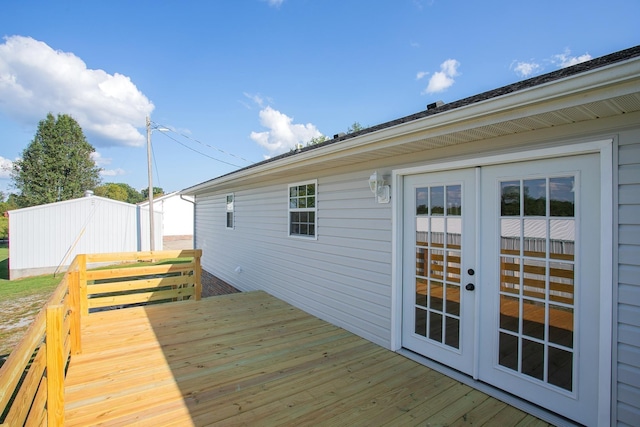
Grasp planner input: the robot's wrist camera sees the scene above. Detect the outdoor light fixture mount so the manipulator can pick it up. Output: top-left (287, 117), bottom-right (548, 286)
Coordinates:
top-left (369, 171), bottom-right (390, 204)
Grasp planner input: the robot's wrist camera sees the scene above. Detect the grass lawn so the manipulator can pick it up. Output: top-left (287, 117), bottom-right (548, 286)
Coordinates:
top-left (0, 243), bottom-right (62, 363)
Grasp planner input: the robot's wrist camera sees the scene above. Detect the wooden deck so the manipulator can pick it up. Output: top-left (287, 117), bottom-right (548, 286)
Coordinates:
top-left (64, 291), bottom-right (550, 426)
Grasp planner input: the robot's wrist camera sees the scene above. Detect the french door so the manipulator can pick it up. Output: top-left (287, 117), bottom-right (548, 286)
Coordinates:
top-left (402, 168), bottom-right (477, 375)
top-left (402, 154), bottom-right (601, 426)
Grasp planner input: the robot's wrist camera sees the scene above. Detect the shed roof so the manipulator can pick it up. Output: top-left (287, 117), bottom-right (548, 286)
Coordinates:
top-left (183, 44), bottom-right (640, 195)
top-left (7, 194), bottom-right (136, 215)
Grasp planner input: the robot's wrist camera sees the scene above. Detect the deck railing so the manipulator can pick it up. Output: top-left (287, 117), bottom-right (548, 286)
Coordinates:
top-left (0, 249), bottom-right (202, 427)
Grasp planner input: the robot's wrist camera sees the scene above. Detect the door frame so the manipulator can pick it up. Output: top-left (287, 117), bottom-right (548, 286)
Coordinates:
top-left (390, 139), bottom-right (613, 425)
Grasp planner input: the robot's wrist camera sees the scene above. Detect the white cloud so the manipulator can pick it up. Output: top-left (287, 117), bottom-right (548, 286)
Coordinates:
top-left (553, 49), bottom-right (592, 68)
top-left (423, 59), bottom-right (460, 94)
top-left (0, 156), bottom-right (13, 179)
top-left (100, 168), bottom-right (126, 177)
top-left (265, 0), bottom-right (284, 7)
top-left (416, 71), bottom-right (429, 80)
top-left (250, 106), bottom-right (323, 157)
top-left (0, 36), bottom-right (154, 147)
top-left (91, 151), bottom-right (125, 177)
top-left (512, 60), bottom-right (542, 78)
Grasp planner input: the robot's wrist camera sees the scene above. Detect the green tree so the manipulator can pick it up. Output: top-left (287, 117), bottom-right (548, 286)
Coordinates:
top-left (94, 183), bottom-right (129, 202)
top-left (94, 182), bottom-right (144, 204)
top-left (11, 113), bottom-right (101, 208)
top-left (347, 121), bottom-right (365, 134)
top-left (141, 187), bottom-right (164, 199)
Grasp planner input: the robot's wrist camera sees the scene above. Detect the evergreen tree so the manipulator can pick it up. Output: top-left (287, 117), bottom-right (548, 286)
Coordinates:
top-left (12, 113), bottom-right (101, 207)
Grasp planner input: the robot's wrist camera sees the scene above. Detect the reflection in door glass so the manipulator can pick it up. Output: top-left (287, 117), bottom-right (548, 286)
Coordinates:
top-left (501, 181), bottom-right (520, 216)
top-left (431, 186), bottom-right (444, 215)
top-left (497, 175), bottom-right (576, 392)
top-left (524, 179), bottom-right (546, 216)
top-left (550, 177), bottom-right (575, 217)
top-left (447, 185), bottom-right (462, 215)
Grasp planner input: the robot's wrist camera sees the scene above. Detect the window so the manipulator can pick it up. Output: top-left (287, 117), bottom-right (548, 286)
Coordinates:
top-left (288, 181), bottom-right (316, 238)
top-left (225, 194), bottom-right (234, 229)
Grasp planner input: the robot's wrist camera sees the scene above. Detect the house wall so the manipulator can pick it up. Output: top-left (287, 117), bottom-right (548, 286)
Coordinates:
top-left (196, 169), bottom-right (393, 347)
top-left (616, 128), bottom-right (640, 426)
top-left (194, 113), bottom-right (640, 424)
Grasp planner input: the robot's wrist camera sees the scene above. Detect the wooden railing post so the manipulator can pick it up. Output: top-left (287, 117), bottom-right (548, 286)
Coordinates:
top-left (68, 266), bottom-right (82, 354)
top-left (46, 304), bottom-right (65, 426)
top-left (78, 254), bottom-right (88, 317)
top-left (194, 250), bottom-right (202, 301)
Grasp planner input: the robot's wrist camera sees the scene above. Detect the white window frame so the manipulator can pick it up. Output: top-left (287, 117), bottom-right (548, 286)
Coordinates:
top-left (225, 193), bottom-right (234, 229)
top-left (288, 180), bottom-right (317, 239)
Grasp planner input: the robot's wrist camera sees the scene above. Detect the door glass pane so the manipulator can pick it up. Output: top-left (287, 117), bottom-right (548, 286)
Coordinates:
top-left (429, 280), bottom-right (443, 311)
top-left (524, 219), bottom-right (546, 258)
top-left (412, 182), bottom-right (462, 350)
top-left (416, 188), bottom-right (429, 215)
top-left (445, 284), bottom-right (460, 315)
top-left (522, 339), bottom-right (544, 380)
top-left (416, 217), bottom-right (429, 245)
top-left (522, 258), bottom-right (546, 299)
top-left (447, 218), bottom-right (462, 249)
top-left (548, 347), bottom-right (573, 391)
top-left (415, 248), bottom-right (427, 277)
top-left (549, 305), bottom-right (573, 348)
top-left (500, 294), bottom-right (519, 332)
top-left (415, 278), bottom-right (427, 307)
top-left (522, 299), bottom-right (545, 340)
top-left (550, 177), bottom-right (574, 217)
top-left (431, 218), bottom-right (445, 247)
top-left (524, 179), bottom-right (546, 216)
top-left (415, 308), bottom-right (426, 336)
top-left (549, 262), bottom-right (574, 304)
top-left (446, 250), bottom-right (461, 283)
top-left (446, 185), bottom-right (462, 215)
top-left (501, 181), bottom-right (520, 216)
top-left (431, 186), bottom-right (444, 215)
top-left (430, 249), bottom-right (444, 280)
top-left (498, 175), bottom-right (577, 392)
top-left (550, 219), bottom-right (575, 261)
top-left (501, 219), bottom-right (521, 255)
top-left (499, 332), bottom-right (518, 371)
top-left (429, 312), bottom-right (443, 342)
top-left (500, 257), bottom-right (520, 294)
top-left (445, 317), bottom-right (460, 349)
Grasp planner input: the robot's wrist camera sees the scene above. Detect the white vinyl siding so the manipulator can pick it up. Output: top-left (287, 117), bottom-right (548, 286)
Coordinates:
top-left (616, 129), bottom-right (640, 426)
top-left (196, 170), bottom-right (393, 347)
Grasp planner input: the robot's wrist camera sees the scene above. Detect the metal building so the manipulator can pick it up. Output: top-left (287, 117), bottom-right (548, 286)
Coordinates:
top-left (7, 193), bottom-right (162, 279)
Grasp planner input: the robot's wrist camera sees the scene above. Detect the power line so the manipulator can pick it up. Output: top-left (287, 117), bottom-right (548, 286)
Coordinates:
top-left (151, 121), bottom-right (253, 165)
top-left (154, 129), bottom-right (244, 168)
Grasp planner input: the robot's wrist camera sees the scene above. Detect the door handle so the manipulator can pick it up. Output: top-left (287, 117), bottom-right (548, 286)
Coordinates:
top-left (465, 283), bottom-right (475, 291)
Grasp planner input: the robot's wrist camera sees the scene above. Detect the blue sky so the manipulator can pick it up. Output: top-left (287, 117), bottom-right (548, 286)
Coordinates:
top-left (1, 0), bottom-right (638, 196)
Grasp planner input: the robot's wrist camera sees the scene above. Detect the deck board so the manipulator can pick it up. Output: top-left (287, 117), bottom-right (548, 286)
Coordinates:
top-left (64, 291), bottom-right (551, 426)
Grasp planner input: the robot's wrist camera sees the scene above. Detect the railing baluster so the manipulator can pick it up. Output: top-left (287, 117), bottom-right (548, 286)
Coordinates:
top-left (46, 304), bottom-right (65, 426)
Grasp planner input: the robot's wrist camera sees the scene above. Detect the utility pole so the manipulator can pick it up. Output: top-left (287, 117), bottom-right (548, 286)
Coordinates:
top-left (146, 116), bottom-right (155, 251)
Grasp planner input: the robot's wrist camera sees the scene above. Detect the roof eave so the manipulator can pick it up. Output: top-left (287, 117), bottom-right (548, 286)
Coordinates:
top-left (182, 52), bottom-right (640, 196)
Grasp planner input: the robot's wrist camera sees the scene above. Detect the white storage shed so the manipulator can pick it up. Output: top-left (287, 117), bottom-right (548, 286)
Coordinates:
top-left (8, 193), bottom-right (162, 279)
top-left (138, 191), bottom-right (194, 242)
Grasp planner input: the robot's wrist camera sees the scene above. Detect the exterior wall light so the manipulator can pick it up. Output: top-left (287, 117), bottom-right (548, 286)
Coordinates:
top-left (369, 171), bottom-right (390, 204)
